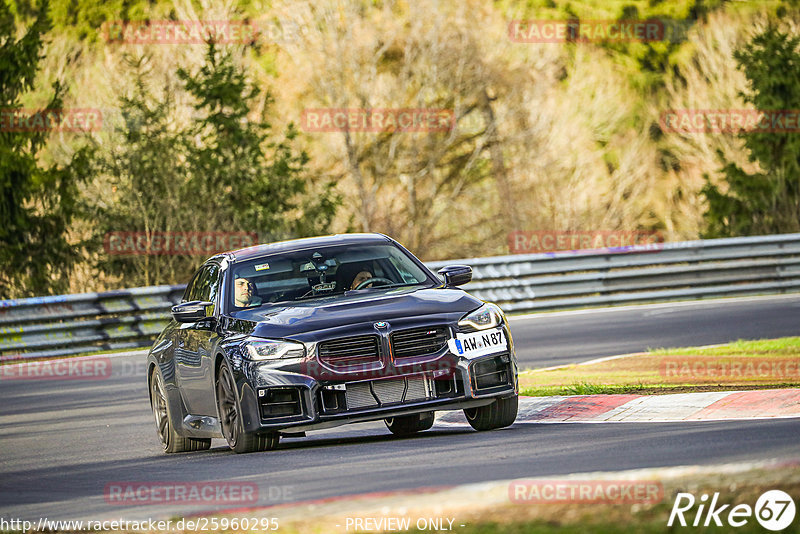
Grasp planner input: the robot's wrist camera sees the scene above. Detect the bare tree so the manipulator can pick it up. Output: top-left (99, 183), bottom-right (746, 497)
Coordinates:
top-left (276, 0), bottom-right (548, 258)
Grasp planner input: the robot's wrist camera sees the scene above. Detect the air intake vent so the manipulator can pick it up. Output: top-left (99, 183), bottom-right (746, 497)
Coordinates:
top-left (471, 355), bottom-right (511, 391)
top-left (334, 375), bottom-right (434, 412)
top-left (372, 378), bottom-right (406, 404)
top-left (259, 387), bottom-right (303, 419)
top-left (345, 382), bottom-right (378, 409)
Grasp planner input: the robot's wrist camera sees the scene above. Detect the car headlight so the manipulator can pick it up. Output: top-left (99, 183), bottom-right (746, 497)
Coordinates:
top-left (458, 303), bottom-right (505, 331)
top-left (244, 338), bottom-right (305, 360)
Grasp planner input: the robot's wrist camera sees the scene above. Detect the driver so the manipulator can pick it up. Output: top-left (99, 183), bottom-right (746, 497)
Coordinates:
top-left (234, 276), bottom-right (262, 307)
top-left (350, 270), bottom-right (374, 290)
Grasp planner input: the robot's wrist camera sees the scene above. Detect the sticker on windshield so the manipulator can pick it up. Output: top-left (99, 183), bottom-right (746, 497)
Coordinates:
top-left (448, 328), bottom-right (507, 358)
top-left (255, 262), bottom-right (270, 271)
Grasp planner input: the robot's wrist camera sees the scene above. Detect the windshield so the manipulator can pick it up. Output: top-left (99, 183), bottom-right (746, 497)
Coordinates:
top-left (228, 243), bottom-right (434, 309)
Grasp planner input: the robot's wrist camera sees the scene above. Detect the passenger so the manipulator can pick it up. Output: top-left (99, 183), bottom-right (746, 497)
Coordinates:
top-left (234, 276), bottom-right (262, 307)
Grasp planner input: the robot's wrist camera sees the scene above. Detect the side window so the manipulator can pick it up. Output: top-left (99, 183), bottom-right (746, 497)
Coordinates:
top-left (204, 264), bottom-right (221, 304)
top-left (182, 268), bottom-right (204, 302)
top-left (183, 264), bottom-right (221, 303)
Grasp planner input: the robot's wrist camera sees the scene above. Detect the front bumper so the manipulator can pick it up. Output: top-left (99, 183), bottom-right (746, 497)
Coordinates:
top-left (236, 344), bottom-right (518, 434)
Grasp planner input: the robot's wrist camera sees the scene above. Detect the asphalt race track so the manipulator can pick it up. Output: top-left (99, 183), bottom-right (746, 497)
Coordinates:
top-left (1, 294), bottom-right (799, 521)
top-left (511, 294), bottom-right (800, 367)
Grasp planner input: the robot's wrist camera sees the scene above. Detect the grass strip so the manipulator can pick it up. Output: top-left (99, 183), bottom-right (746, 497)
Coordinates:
top-left (520, 337), bottom-right (800, 396)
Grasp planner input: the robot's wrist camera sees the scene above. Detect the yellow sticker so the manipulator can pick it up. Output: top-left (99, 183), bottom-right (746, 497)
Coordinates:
top-left (254, 262), bottom-right (270, 271)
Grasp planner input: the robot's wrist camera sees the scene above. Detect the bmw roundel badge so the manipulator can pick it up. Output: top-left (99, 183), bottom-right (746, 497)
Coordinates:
top-left (374, 321), bottom-right (388, 329)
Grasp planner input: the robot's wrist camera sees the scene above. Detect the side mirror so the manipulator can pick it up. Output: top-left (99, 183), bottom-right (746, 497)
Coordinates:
top-left (437, 265), bottom-right (472, 287)
top-left (172, 301), bottom-right (214, 323)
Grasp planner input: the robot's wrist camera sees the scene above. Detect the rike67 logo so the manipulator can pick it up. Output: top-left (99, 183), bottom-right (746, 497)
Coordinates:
top-left (668, 490), bottom-right (796, 531)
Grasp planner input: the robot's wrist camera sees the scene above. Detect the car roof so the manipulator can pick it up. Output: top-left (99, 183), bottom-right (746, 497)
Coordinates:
top-left (216, 233), bottom-right (395, 263)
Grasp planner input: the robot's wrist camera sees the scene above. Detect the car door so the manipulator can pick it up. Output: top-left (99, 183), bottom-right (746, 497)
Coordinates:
top-left (172, 267), bottom-right (203, 398)
top-left (175, 262), bottom-right (222, 416)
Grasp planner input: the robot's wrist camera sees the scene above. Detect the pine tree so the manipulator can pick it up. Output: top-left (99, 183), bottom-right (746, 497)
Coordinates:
top-left (702, 25), bottom-right (800, 237)
top-left (0, 1), bottom-right (90, 298)
top-left (178, 43), bottom-right (338, 242)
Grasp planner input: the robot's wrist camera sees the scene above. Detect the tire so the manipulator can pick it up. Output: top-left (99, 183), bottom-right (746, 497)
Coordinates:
top-left (150, 367), bottom-right (211, 453)
top-left (464, 395), bottom-right (518, 431)
top-left (216, 360), bottom-right (279, 454)
top-left (384, 411), bottom-right (435, 436)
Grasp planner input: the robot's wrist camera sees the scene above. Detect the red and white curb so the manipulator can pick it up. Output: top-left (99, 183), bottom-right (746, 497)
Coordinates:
top-left (435, 389), bottom-right (800, 425)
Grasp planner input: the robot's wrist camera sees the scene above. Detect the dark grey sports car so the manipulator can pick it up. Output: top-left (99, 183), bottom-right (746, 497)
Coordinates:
top-left (147, 233), bottom-right (518, 453)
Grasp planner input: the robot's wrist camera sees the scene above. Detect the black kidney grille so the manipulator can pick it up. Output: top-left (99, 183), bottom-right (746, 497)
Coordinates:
top-left (391, 326), bottom-right (449, 359)
top-left (318, 335), bottom-right (381, 368)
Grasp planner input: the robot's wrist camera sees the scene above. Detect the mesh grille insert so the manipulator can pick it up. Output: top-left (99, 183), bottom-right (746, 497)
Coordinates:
top-left (391, 326), bottom-right (448, 359)
top-left (318, 335), bottom-right (381, 368)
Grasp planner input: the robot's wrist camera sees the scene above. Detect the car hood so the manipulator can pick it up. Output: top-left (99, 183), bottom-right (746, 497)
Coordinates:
top-left (235, 287), bottom-right (483, 339)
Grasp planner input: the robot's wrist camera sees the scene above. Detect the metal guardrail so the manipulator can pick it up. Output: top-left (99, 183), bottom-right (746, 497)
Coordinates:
top-left (3, 233), bottom-right (800, 361)
top-left (0, 286), bottom-right (186, 361)
top-left (427, 233), bottom-right (800, 312)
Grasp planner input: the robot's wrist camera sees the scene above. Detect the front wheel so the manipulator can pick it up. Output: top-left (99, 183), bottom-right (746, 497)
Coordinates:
top-left (216, 360), bottom-right (279, 454)
top-left (150, 367), bottom-right (211, 453)
top-left (464, 395), bottom-right (518, 431)
top-left (385, 412), bottom-right (435, 436)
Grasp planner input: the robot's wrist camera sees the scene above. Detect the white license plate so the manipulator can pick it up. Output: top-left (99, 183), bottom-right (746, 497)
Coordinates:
top-left (448, 328), bottom-right (507, 358)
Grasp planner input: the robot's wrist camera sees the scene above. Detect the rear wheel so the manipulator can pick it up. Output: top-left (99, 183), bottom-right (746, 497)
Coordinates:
top-left (216, 360), bottom-right (279, 454)
top-left (150, 368), bottom-right (211, 453)
top-left (464, 395), bottom-right (518, 431)
top-left (385, 412), bottom-right (435, 436)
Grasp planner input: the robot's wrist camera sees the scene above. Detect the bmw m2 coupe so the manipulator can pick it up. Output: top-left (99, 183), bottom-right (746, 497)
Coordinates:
top-left (147, 233), bottom-right (518, 453)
